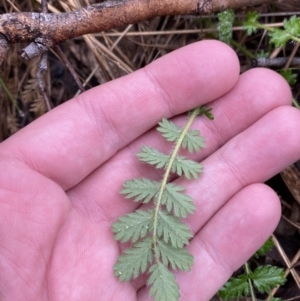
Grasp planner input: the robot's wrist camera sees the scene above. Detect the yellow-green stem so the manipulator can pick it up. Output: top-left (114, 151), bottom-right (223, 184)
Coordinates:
top-left (231, 39), bottom-right (255, 59)
top-left (152, 107), bottom-right (201, 262)
top-left (293, 98), bottom-right (300, 109)
top-left (256, 24), bottom-right (300, 44)
top-left (0, 77), bottom-right (23, 114)
top-left (245, 262), bottom-right (256, 301)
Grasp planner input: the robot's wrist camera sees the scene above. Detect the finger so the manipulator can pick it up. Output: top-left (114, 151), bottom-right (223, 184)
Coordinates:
top-left (0, 158), bottom-right (71, 299)
top-left (183, 105), bottom-right (300, 235)
top-left (137, 183), bottom-right (281, 301)
top-left (181, 184), bottom-right (281, 300)
top-left (68, 68), bottom-right (292, 220)
top-left (0, 41), bottom-right (239, 190)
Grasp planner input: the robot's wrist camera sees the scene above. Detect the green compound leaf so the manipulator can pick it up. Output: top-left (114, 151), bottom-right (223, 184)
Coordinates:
top-left (113, 111), bottom-right (212, 300)
top-left (137, 146), bottom-right (203, 179)
top-left (114, 238), bottom-right (153, 281)
top-left (157, 210), bottom-right (193, 248)
top-left (250, 265), bottom-right (286, 293)
top-left (157, 239), bottom-right (193, 271)
top-left (112, 210), bottom-right (153, 243)
top-left (283, 15), bottom-right (300, 36)
top-left (172, 155), bottom-right (203, 179)
top-left (243, 11), bottom-right (260, 35)
top-left (254, 237), bottom-right (273, 258)
top-left (157, 118), bottom-right (206, 152)
top-left (137, 146), bottom-right (169, 169)
top-left (120, 178), bottom-right (160, 203)
top-left (162, 183), bottom-right (196, 218)
top-left (269, 28), bottom-right (291, 48)
top-left (218, 274), bottom-right (249, 300)
top-left (148, 262), bottom-right (180, 301)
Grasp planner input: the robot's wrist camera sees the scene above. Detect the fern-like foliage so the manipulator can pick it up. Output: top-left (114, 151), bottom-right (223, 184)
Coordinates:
top-left (219, 238), bottom-right (286, 301)
top-left (157, 118), bottom-right (206, 152)
top-left (253, 236), bottom-right (273, 258)
top-left (137, 147), bottom-right (203, 179)
top-left (218, 9), bottom-right (235, 45)
top-left (120, 178), bottom-right (160, 203)
top-left (244, 12), bottom-right (300, 47)
top-left (112, 106), bottom-right (212, 300)
top-left (219, 265), bottom-right (285, 300)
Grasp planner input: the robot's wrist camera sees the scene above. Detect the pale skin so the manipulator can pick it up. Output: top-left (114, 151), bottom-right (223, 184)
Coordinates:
top-left (0, 40), bottom-right (299, 301)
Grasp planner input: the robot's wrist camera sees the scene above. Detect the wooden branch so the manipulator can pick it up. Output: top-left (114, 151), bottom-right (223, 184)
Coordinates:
top-left (0, 0), bottom-right (274, 63)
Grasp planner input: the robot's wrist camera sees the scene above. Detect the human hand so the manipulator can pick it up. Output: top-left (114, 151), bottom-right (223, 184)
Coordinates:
top-left (0, 40), bottom-right (299, 301)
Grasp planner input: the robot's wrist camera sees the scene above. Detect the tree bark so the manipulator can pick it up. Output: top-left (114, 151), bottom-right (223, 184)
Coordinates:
top-left (0, 0), bottom-right (274, 63)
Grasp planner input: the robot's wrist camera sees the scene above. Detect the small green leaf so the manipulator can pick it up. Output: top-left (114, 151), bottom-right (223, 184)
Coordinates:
top-left (137, 147), bottom-right (203, 179)
top-left (280, 69), bottom-right (297, 86)
top-left (256, 50), bottom-right (269, 58)
top-left (157, 118), bottom-right (206, 152)
top-left (120, 178), bottom-right (160, 203)
top-left (218, 9), bottom-right (235, 44)
top-left (157, 210), bottom-right (193, 248)
top-left (183, 129), bottom-right (206, 153)
top-left (269, 28), bottom-right (291, 48)
top-left (219, 274), bottom-right (249, 300)
top-left (200, 106), bottom-right (214, 120)
top-left (204, 110), bottom-right (214, 120)
top-left (172, 155), bottom-right (203, 179)
top-left (157, 239), bottom-right (194, 271)
top-left (250, 265), bottom-right (286, 293)
top-left (148, 262), bottom-right (180, 301)
top-left (114, 238), bottom-right (153, 281)
top-left (270, 298), bottom-right (284, 301)
top-left (283, 15), bottom-right (300, 36)
top-left (157, 118), bottom-right (182, 142)
top-left (243, 11), bottom-right (260, 35)
top-left (162, 183), bottom-right (196, 218)
top-left (137, 146), bottom-right (169, 169)
top-left (254, 237), bottom-right (273, 258)
top-left (112, 210), bottom-right (153, 243)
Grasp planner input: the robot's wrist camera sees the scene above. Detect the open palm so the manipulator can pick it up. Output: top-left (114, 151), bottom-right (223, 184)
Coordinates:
top-left (0, 41), bottom-right (299, 301)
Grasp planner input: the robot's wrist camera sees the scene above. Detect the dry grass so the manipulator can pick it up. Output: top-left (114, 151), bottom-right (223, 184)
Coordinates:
top-left (1, 0), bottom-right (300, 300)
top-left (1, 0), bottom-right (300, 137)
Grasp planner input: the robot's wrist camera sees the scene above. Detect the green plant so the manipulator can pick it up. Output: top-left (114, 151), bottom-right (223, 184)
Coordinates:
top-left (112, 106), bottom-right (213, 301)
top-left (219, 237), bottom-right (286, 301)
top-left (244, 13), bottom-right (300, 48)
top-left (219, 13), bottom-right (300, 118)
top-left (218, 9), bottom-right (235, 44)
top-left (241, 12), bottom-right (300, 109)
top-left (280, 69), bottom-right (297, 86)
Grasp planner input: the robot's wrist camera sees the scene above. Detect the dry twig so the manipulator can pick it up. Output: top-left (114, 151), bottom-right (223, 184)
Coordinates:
top-left (0, 0), bottom-right (274, 64)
